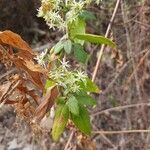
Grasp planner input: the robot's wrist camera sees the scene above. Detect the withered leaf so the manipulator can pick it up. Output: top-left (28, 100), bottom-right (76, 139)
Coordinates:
top-left (3, 99), bottom-right (19, 104)
top-left (0, 82), bottom-right (12, 102)
top-left (34, 86), bottom-right (59, 121)
top-left (0, 31), bottom-right (47, 90)
top-left (0, 30), bottom-right (34, 59)
top-left (24, 60), bottom-right (46, 73)
top-left (17, 83), bottom-right (40, 105)
top-left (0, 30), bottom-right (32, 52)
top-left (0, 48), bottom-right (3, 57)
top-left (10, 57), bottom-right (45, 90)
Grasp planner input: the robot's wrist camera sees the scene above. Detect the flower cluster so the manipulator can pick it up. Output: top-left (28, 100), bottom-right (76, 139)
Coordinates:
top-left (38, 0), bottom-right (101, 30)
top-left (49, 60), bottom-right (87, 95)
top-left (34, 49), bottom-right (48, 68)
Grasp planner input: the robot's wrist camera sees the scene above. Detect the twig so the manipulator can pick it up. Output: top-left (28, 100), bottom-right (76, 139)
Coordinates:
top-left (93, 130), bottom-right (150, 134)
top-left (127, 50), bottom-right (150, 85)
top-left (92, 124), bottom-right (117, 149)
top-left (92, 102), bottom-right (150, 117)
top-left (121, 0), bottom-right (148, 128)
top-left (102, 63), bottom-right (128, 95)
top-left (133, 20), bottom-right (150, 28)
top-left (92, 0), bottom-right (121, 82)
top-left (0, 68), bottom-right (17, 80)
top-left (0, 80), bottom-right (21, 108)
top-left (145, 127), bottom-right (150, 149)
top-left (0, 82), bottom-right (12, 102)
top-left (64, 130), bottom-right (75, 150)
top-left (102, 48), bottom-right (149, 94)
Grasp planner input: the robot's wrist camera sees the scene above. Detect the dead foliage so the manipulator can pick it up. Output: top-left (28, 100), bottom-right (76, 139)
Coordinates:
top-left (0, 30), bottom-right (59, 132)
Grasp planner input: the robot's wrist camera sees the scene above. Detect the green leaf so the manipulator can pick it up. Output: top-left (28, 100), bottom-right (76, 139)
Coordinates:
top-left (53, 41), bottom-right (64, 54)
top-left (79, 78), bottom-right (100, 93)
top-left (66, 96), bottom-right (79, 116)
top-left (63, 40), bottom-right (72, 54)
top-left (75, 34), bottom-right (116, 48)
top-left (56, 97), bottom-right (66, 105)
top-left (45, 79), bottom-right (56, 91)
top-left (69, 18), bottom-right (86, 45)
top-left (75, 92), bottom-right (96, 107)
top-left (73, 43), bottom-right (89, 64)
top-left (52, 104), bottom-right (69, 141)
top-left (71, 105), bottom-right (91, 135)
top-left (79, 10), bottom-right (96, 21)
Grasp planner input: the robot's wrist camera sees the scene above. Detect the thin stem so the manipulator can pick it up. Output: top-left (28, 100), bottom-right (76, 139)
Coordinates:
top-left (93, 130), bottom-right (150, 134)
top-left (92, 102), bottom-right (150, 117)
top-left (64, 130), bottom-right (75, 150)
top-left (92, 0), bottom-right (121, 82)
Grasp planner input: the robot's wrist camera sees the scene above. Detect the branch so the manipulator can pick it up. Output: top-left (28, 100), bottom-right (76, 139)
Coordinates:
top-left (92, 102), bottom-right (150, 117)
top-left (93, 129), bottom-right (150, 134)
top-left (64, 130), bottom-right (75, 150)
top-left (92, 0), bottom-right (121, 82)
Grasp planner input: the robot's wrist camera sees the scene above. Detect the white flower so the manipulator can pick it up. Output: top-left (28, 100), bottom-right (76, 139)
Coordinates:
top-left (38, 0), bottom-right (101, 30)
top-left (35, 49), bottom-right (48, 67)
top-left (71, 84), bottom-right (80, 93)
top-left (49, 61), bottom-right (87, 95)
top-left (60, 59), bottom-right (70, 69)
top-left (76, 71), bottom-right (87, 79)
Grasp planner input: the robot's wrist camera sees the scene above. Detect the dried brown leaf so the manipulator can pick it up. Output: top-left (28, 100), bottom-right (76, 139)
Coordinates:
top-left (3, 99), bottom-right (19, 104)
top-left (0, 48), bottom-right (3, 57)
top-left (10, 57), bottom-right (44, 90)
top-left (17, 83), bottom-right (40, 105)
top-left (111, 48), bottom-right (123, 68)
top-left (24, 60), bottom-right (46, 73)
top-left (0, 30), bottom-right (34, 59)
top-left (0, 31), bottom-right (47, 90)
top-left (34, 86), bottom-right (59, 121)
